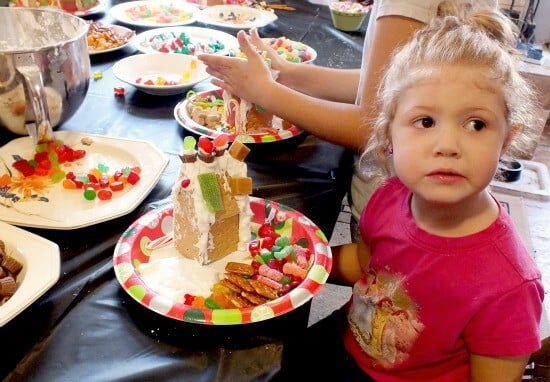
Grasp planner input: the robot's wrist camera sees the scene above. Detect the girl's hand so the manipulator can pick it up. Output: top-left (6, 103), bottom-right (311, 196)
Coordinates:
top-left (247, 28), bottom-right (291, 78)
top-left (198, 29), bottom-right (278, 105)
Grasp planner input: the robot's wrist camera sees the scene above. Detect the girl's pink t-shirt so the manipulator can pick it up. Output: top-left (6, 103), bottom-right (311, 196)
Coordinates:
top-left (344, 177), bottom-right (544, 381)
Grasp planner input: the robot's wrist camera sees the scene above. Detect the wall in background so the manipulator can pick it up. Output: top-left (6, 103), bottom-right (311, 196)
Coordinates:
top-left (533, 1), bottom-right (550, 44)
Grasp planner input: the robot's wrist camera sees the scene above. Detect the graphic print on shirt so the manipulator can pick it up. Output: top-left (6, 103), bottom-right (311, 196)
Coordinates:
top-left (348, 269), bottom-right (424, 367)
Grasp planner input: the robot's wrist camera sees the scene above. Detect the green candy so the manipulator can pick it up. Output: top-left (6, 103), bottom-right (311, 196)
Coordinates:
top-left (83, 188), bottom-right (96, 201)
top-left (183, 136), bottom-right (196, 151)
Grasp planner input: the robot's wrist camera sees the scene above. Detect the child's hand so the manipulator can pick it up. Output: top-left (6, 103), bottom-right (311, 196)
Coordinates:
top-left (198, 29), bottom-right (278, 105)
top-left (247, 28), bottom-right (291, 77)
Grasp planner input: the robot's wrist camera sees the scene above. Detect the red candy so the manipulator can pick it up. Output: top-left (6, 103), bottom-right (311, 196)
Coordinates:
top-left (180, 178), bottom-right (190, 188)
top-left (197, 136), bottom-right (213, 154)
top-left (114, 87), bottom-right (125, 97)
top-left (126, 171), bottom-right (140, 185)
top-left (212, 134), bottom-right (229, 148)
top-left (97, 190), bottom-right (113, 200)
top-left (258, 222), bottom-right (279, 239)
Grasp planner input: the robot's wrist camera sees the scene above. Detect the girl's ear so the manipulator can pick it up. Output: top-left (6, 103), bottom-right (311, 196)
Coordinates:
top-left (502, 124), bottom-right (521, 153)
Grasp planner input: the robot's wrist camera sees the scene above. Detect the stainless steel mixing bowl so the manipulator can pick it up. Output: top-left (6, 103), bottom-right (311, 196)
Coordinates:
top-left (0, 7), bottom-right (90, 143)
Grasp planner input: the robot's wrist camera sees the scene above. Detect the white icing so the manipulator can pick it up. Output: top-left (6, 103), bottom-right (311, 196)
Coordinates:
top-left (172, 150), bottom-right (252, 264)
top-left (137, 245), bottom-right (251, 300)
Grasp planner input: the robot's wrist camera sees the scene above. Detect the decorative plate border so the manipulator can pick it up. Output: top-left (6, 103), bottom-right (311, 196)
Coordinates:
top-left (174, 88), bottom-right (303, 143)
top-left (113, 197), bottom-right (332, 325)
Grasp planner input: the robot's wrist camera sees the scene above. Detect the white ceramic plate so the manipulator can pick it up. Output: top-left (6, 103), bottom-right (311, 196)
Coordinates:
top-left (73, 0), bottom-right (107, 16)
top-left (0, 221), bottom-right (60, 327)
top-left (113, 53), bottom-right (210, 96)
top-left (88, 24), bottom-right (136, 55)
top-left (110, 0), bottom-right (198, 27)
top-left (133, 26), bottom-right (238, 56)
top-left (9, 0), bottom-right (107, 16)
top-left (197, 5), bottom-right (278, 29)
top-left (0, 131), bottom-right (169, 229)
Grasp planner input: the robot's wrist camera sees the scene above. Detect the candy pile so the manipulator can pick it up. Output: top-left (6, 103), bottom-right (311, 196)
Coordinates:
top-left (233, 37), bottom-right (314, 63)
top-left (0, 239), bottom-right (22, 305)
top-left (185, 90), bottom-right (226, 131)
top-left (12, 140), bottom-right (86, 178)
top-left (86, 21), bottom-right (135, 53)
top-left (330, 1), bottom-right (371, 13)
top-left (185, 222), bottom-right (312, 309)
top-left (8, 139), bottom-right (141, 202)
top-left (140, 31), bottom-right (226, 55)
top-left (136, 72), bottom-right (192, 86)
top-left (62, 164), bottom-right (141, 201)
top-left (124, 4), bottom-right (193, 24)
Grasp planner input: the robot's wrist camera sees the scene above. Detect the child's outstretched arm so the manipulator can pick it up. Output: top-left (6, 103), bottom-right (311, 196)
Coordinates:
top-left (470, 353), bottom-right (530, 381)
top-left (329, 240), bottom-right (370, 286)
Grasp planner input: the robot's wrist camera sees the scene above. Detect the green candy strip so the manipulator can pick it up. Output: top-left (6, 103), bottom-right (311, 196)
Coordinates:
top-left (197, 172), bottom-right (223, 213)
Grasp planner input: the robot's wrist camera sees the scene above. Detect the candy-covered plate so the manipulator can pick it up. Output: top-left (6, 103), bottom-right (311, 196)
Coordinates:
top-left (110, 0), bottom-right (198, 28)
top-left (87, 23), bottom-right (136, 55)
top-left (235, 37), bottom-right (317, 64)
top-left (113, 197), bottom-right (332, 325)
top-left (9, 0), bottom-right (107, 16)
top-left (0, 132), bottom-right (169, 230)
top-left (174, 88), bottom-right (304, 143)
top-left (133, 26), bottom-right (238, 56)
top-left (0, 221), bottom-right (60, 327)
top-left (197, 5), bottom-right (277, 30)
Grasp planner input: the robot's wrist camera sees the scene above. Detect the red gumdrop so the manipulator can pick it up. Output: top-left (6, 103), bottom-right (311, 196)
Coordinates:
top-left (97, 189), bottom-right (113, 200)
top-left (126, 171), bottom-right (140, 185)
top-left (110, 181), bottom-right (124, 191)
top-left (197, 136), bottom-right (214, 154)
top-left (212, 134), bottom-right (229, 148)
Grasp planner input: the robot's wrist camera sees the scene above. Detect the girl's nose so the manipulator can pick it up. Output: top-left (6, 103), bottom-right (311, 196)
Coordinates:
top-left (432, 125), bottom-right (461, 158)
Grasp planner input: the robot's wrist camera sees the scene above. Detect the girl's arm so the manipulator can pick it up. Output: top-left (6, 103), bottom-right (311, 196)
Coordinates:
top-left (470, 353), bottom-right (530, 381)
top-left (329, 239), bottom-right (371, 286)
top-left (199, 15), bottom-right (425, 151)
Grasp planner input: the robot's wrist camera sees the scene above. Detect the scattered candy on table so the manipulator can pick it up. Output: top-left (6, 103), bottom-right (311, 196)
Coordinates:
top-left (114, 87), bottom-right (125, 97)
top-left (93, 71), bottom-right (103, 80)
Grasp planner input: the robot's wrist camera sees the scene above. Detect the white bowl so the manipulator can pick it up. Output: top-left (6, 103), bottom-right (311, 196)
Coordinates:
top-left (112, 53), bottom-right (210, 96)
top-left (0, 221), bottom-right (60, 327)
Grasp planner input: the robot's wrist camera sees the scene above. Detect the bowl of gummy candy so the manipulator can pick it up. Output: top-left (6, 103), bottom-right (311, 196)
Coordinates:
top-left (112, 53), bottom-right (209, 96)
top-left (329, 1), bottom-right (371, 32)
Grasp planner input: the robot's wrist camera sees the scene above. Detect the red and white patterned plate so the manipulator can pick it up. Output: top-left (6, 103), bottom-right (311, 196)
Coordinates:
top-left (174, 88), bottom-right (304, 143)
top-left (113, 197), bottom-right (332, 325)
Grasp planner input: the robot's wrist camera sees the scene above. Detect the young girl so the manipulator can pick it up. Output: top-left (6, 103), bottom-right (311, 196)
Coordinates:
top-left (326, 2), bottom-right (545, 381)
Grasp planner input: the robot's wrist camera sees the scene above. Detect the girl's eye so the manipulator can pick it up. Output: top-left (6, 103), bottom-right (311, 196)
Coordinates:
top-left (412, 117), bottom-right (434, 129)
top-left (464, 119), bottom-right (486, 131)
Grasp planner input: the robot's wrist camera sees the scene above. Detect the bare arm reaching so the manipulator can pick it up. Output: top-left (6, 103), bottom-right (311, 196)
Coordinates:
top-left (199, 16), bottom-right (425, 151)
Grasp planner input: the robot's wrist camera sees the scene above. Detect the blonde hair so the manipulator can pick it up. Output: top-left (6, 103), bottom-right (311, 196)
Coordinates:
top-left (361, 1), bottom-right (542, 177)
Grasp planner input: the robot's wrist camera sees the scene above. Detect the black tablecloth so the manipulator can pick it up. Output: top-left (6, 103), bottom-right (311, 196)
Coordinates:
top-left (0, 1), bottom-right (364, 380)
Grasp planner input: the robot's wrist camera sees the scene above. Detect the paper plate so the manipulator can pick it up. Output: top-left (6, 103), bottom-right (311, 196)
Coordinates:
top-left (110, 0), bottom-right (198, 27)
top-left (197, 5), bottom-right (277, 29)
top-left (88, 23), bottom-right (136, 55)
top-left (174, 88), bottom-right (303, 144)
top-left (9, 0), bottom-right (107, 16)
top-left (113, 197), bottom-right (332, 325)
top-left (0, 132), bottom-right (168, 229)
top-left (133, 26), bottom-right (238, 56)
